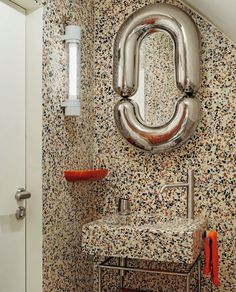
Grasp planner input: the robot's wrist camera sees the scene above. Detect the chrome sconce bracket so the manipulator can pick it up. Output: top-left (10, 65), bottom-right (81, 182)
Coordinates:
top-left (113, 3), bottom-right (202, 153)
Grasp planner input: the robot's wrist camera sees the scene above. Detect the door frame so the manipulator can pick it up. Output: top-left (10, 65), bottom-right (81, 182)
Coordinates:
top-left (7, 0), bottom-right (43, 291)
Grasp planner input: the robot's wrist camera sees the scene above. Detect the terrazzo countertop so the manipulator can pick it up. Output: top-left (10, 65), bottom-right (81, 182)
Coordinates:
top-left (82, 213), bottom-right (207, 264)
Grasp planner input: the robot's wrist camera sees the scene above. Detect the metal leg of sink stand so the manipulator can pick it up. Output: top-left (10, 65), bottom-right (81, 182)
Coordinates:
top-left (198, 257), bottom-right (201, 292)
top-left (119, 257), bottom-right (127, 289)
top-left (186, 274), bottom-right (190, 292)
top-left (98, 266), bottom-right (102, 292)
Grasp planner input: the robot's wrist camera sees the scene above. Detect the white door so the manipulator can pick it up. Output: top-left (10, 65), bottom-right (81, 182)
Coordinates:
top-left (0, 1), bottom-right (27, 291)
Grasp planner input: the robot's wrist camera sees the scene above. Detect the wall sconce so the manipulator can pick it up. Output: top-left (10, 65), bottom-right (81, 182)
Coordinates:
top-left (61, 25), bottom-right (81, 116)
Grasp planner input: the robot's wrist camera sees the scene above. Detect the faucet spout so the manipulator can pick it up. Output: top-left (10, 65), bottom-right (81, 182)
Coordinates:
top-left (160, 170), bottom-right (195, 219)
top-left (160, 183), bottom-right (189, 193)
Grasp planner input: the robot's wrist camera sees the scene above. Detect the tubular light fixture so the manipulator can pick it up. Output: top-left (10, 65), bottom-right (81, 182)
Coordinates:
top-left (61, 25), bottom-right (81, 116)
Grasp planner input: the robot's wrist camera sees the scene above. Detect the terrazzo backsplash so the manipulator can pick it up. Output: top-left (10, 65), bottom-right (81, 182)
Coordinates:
top-left (40, 0), bottom-right (95, 291)
top-left (92, 0), bottom-right (235, 291)
top-left (40, 0), bottom-right (235, 291)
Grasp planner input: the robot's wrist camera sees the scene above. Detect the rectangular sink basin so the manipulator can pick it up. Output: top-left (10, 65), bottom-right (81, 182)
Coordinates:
top-left (82, 213), bottom-right (207, 264)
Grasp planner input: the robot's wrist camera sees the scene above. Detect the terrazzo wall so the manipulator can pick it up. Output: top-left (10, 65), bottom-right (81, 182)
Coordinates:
top-left (92, 0), bottom-right (235, 291)
top-left (40, 0), bottom-right (95, 291)
top-left (40, 0), bottom-right (235, 291)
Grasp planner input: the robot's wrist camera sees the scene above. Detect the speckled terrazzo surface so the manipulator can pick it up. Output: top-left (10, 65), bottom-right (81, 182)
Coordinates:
top-left (39, 0), bottom-right (96, 291)
top-left (39, 0), bottom-right (236, 291)
top-left (92, 0), bottom-right (236, 291)
top-left (82, 214), bottom-right (207, 264)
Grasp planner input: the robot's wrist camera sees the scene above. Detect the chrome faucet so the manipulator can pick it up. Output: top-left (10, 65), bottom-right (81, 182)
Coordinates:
top-left (160, 170), bottom-right (195, 219)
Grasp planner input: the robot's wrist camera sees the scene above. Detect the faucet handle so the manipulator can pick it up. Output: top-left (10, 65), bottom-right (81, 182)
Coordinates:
top-left (116, 198), bottom-right (131, 215)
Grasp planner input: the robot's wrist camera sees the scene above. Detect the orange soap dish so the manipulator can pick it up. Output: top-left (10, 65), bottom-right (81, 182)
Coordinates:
top-left (64, 169), bottom-right (108, 182)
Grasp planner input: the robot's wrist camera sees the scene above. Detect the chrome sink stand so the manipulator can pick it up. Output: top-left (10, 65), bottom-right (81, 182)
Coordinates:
top-left (98, 170), bottom-right (202, 291)
top-left (98, 255), bottom-right (201, 292)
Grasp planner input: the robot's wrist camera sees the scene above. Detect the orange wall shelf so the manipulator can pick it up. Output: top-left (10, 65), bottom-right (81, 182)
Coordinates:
top-left (64, 169), bottom-right (108, 181)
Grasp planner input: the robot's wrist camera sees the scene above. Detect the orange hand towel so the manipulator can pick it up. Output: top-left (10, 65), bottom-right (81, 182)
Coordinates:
top-left (204, 230), bottom-right (220, 286)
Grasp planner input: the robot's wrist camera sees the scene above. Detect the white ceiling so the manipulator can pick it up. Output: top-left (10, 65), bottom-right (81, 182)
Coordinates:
top-left (11, 0), bottom-right (39, 12)
top-left (181, 0), bottom-right (236, 43)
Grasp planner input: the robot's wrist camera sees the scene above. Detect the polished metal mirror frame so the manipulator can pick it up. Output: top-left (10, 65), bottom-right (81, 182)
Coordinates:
top-left (113, 3), bottom-right (201, 153)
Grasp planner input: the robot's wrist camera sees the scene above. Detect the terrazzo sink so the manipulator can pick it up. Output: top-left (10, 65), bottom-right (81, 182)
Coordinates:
top-left (82, 213), bottom-right (207, 265)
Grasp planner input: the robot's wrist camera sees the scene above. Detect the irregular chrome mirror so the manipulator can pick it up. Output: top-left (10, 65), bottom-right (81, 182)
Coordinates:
top-left (113, 3), bottom-right (201, 153)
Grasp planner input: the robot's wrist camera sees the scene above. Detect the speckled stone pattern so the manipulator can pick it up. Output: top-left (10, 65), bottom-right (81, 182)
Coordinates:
top-left (82, 215), bottom-right (207, 264)
top-left (143, 31), bottom-right (181, 126)
top-left (92, 0), bottom-right (236, 291)
top-left (39, 0), bottom-right (236, 290)
top-left (38, 0), bottom-right (96, 291)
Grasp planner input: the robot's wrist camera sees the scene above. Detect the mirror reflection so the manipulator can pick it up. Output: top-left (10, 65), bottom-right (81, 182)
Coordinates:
top-left (134, 31), bottom-right (182, 126)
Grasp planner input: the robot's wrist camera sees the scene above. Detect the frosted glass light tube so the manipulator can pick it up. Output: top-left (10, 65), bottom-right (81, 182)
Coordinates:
top-left (61, 25), bottom-right (81, 116)
top-left (68, 42), bottom-right (79, 99)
